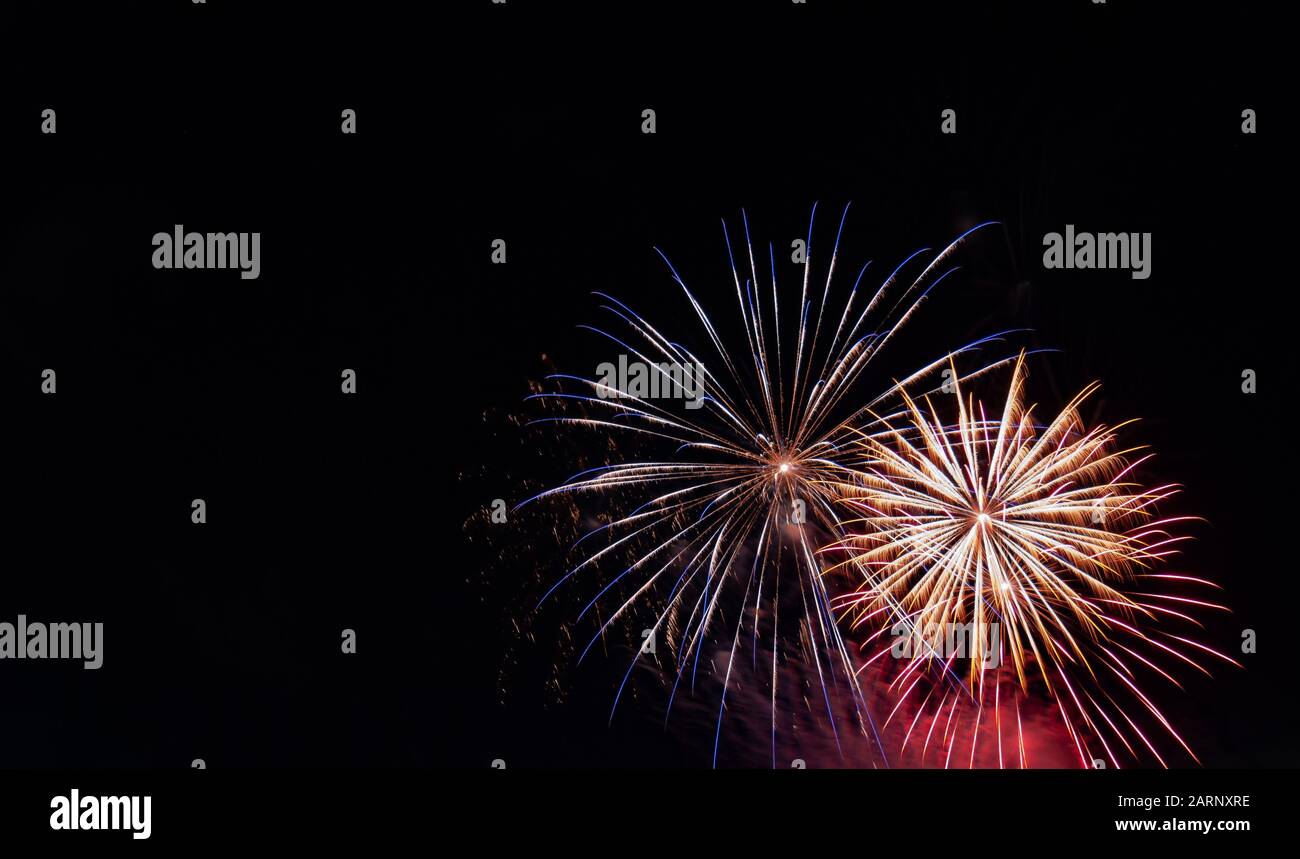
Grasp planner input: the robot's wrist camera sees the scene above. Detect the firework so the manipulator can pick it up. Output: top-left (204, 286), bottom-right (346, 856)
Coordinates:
top-left (825, 354), bottom-right (1239, 767)
top-left (517, 204), bottom-right (1021, 766)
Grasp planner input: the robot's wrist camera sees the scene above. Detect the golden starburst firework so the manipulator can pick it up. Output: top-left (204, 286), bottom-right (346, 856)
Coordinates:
top-left (825, 354), bottom-right (1238, 767)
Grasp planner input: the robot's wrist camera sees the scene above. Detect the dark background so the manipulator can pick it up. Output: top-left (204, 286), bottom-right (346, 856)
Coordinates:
top-left (0, 2), bottom-right (1292, 771)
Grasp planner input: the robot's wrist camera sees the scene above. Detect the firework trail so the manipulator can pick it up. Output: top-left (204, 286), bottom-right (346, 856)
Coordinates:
top-left (517, 204), bottom-right (1024, 766)
top-left (825, 353), bottom-right (1240, 767)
